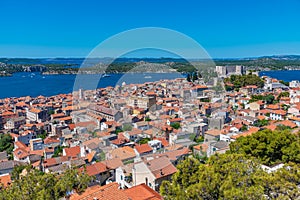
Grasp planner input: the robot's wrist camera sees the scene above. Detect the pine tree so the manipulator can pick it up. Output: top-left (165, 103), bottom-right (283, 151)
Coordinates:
top-left (186, 73), bottom-right (191, 82)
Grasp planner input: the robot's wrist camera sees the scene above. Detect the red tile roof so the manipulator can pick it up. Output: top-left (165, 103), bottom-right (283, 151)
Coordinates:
top-left (276, 120), bottom-right (297, 128)
top-left (154, 137), bottom-right (169, 147)
top-left (145, 156), bottom-right (177, 179)
top-left (135, 144), bottom-right (153, 154)
top-left (124, 184), bottom-right (162, 200)
top-left (82, 162), bottom-right (108, 176)
top-left (70, 182), bottom-right (129, 200)
top-left (64, 146), bottom-right (81, 158)
top-left (0, 174), bottom-right (11, 187)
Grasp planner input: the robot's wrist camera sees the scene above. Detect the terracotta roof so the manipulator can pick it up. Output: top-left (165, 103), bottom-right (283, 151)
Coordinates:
top-left (263, 124), bottom-right (277, 131)
top-left (82, 138), bottom-right (100, 147)
top-left (43, 156), bottom-right (69, 168)
top-left (271, 109), bottom-right (286, 115)
top-left (161, 148), bottom-right (190, 162)
top-left (29, 108), bottom-right (41, 114)
top-left (44, 137), bottom-right (60, 144)
top-left (14, 141), bottom-right (27, 149)
top-left (86, 151), bottom-right (96, 163)
top-left (100, 158), bottom-right (123, 170)
top-left (64, 146), bottom-right (81, 158)
top-left (13, 148), bottom-right (29, 159)
top-left (1, 111), bottom-right (15, 116)
top-left (0, 174), bottom-right (11, 187)
top-left (75, 121), bottom-right (97, 128)
top-left (70, 182), bottom-right (129, 200)
top-left (266, 104), bottom-right (280, 110)
top-left (59, 116), bottom-right (72, 121)
top-left (231, 127), bottom-right (260, 139)
top-left (146, 156), bottom-right (177, 179)
top-left (124, 184), bottom-right (162, 200)
top-left (51, 113), bottom-right (65, 118)
top-left (192, 85), bottom-right (208, 89)
top-left (68, 123), bottom-right (76, 130)
top-left (276, 120), bottom-right (297, 128)
top-left (193, 143), bottom-right (208, 152)
top-left (109, 146), bottom-right (136, 161)
top-left (135, 144), bottom-right (153, 154)
top-left (62, 106), bottom-right (74, 111)
top-left (205, 129), bottom-right (221, 136)
top-left (30, 149), bottom-right (44, 156)
top-left (169, 118), bottom-right (183, 122)
top-left (257, 115), bottom-right (266, 120)
top-left (154, 137), bottom-right (169, 147)
top-left (82, 162), bottom-right (108, 176)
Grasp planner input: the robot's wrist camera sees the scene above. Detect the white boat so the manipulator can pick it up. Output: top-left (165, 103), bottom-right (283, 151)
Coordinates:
top-left (144, 75), bottom-right (152, 79)
top-left (102, 73), bottom-right (111, 77)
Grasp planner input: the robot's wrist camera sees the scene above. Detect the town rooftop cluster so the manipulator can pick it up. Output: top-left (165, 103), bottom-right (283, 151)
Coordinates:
top-left (0, 65), bottom-right (299, 198)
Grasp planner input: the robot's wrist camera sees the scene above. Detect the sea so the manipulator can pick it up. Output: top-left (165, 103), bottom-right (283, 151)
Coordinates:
top-left (0, 70), bottom-right (297, 99)
top-left (258, 70), bottom-right (300, 82)
top-left (0, 72), bottom-right (185, 99)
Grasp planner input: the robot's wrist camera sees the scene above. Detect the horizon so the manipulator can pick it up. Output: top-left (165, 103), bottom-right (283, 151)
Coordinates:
top-left (1, 0), bottom-right (300, 58)
top-left (1, 54), bottom-right (300, 60)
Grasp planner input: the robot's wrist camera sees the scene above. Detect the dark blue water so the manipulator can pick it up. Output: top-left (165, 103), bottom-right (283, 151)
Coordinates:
top-left (259, 70), bottom-right (300, 82)
top-left (0, 72), bottom-right (184, 98)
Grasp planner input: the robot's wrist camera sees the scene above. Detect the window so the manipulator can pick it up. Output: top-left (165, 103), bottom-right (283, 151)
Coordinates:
top-left (120, 175), bottom-right (123, 180)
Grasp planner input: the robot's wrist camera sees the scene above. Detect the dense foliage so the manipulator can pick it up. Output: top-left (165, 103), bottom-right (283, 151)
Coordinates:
top-left (249, 94), bottom-right (276, 104)
top-left (170, 122), bottom-right (181, 130)
top-left (160, 154), bottom-right (300, 199)
top-left (229, 129), bottom-right (300, 165)
top-left (0, 168), bottom-right (93, 200)
top-left (0, 134), bottom-right (14, 157)
top-left (160, 129), bottom-right (300, 199)
top-left (253, 119), bottom-right (270, 127)
top-left (224, 74), bottom-right (264, 91)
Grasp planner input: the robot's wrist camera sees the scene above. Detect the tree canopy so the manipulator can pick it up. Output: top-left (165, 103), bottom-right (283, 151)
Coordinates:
top-left (160, 129), bottom-right (300, 199)
top-left (249, 94), bottom-right (276, 104)
top-left (0, 134), bottom-right (13, 157)
top-left (224, 74), bottom-right (264, 91)
top-left (229, 129), bottom-right (300, 165)
top-left (160, 154), bottom-right (300, 199)
top-left (0, 168), bottom-right (93, 200)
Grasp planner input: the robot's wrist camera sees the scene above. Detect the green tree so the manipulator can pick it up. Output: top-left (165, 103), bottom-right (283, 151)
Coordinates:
top-left (0, 134), bottom-right (13, 158)
top-left (224, 74), bottom-right (264, 91)
top-left (123, 124), bottom-right (133, 131)
top-left (145, 117), bottom-right (151, 122)
top-left (0, 168), bottom-right (93, 200)
top-left (254, 119), bottom-right (269, 127)
top-left (138, 138), bottom-right (151, 144)
top-left (52, 146), bottom-right (66, 158)
top-left (37, 131), bottom-right (47, 140)
top-left (170, 122), bottom-right (180, 130)
top-left (241, 125), bottom-right (248, 131)
top-left (161, 154), bottom-right (300, 200)
top-left (192, 72), bottom-right (198, 82)
top-left (186, 73), bottom-right (191, 82)
top-left (161, 154), bottom-right (267, 200)
top-left (229, 129), bottom-right (300, 165)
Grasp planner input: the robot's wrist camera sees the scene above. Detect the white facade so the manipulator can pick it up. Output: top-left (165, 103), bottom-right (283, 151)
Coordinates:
top-left (270, 113), bottom-right (284, 121)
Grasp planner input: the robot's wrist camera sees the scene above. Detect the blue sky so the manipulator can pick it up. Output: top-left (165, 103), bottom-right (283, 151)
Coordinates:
top-left (0, 0), bottom-right (300, 58)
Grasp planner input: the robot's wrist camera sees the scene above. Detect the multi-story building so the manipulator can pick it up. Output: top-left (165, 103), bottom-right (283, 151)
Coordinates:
top-left (216, 65), bottom-right (245, 77)
top-left (26, 108), bottom-right (48, 123)
top-left (126, 96), bottom-right (156, 110)
top-left (87, 104), bottom-right (123, 121)
top-left (29, 138), bottom-right (44, 151)
top-left (4, 116), bottom-right (26, 130)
